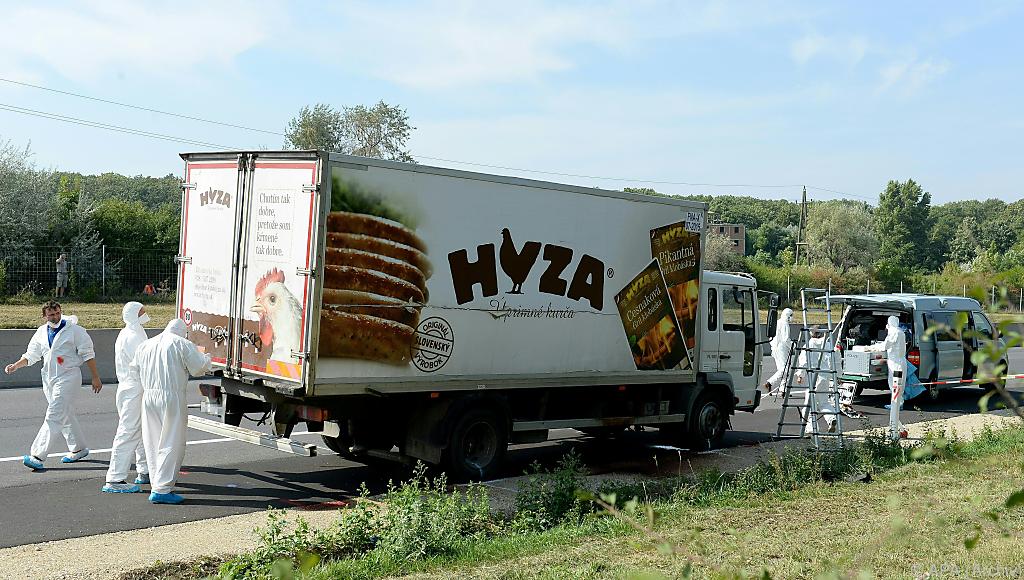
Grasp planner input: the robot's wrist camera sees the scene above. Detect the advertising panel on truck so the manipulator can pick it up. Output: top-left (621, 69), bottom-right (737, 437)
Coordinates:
top-left (312, 156), bottom-right (707, 390)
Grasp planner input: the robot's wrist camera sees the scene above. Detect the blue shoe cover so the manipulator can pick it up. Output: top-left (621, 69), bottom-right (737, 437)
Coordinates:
top-left (149, 492), bottom-right (185, 505)
top-left (135, 473), bottom-right (150, 485)
top-left (22, 455), bottom-right (44, 470)
top-left (62, 448), bottom-right (90, 463)
top-left (102, 482), bottom-right (141, 493)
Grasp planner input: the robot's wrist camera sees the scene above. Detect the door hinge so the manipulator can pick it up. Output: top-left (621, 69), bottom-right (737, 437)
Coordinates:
top-left (290, 350), bottom-right (309, 360)
top-left (296, 268), bottom-right (314, 277)
top-left (302, 184), bottom-right (318, 193)
top-left (175, 255), bottom-right (192, 264)
top-left (182, 183), bottom-right (197, 190)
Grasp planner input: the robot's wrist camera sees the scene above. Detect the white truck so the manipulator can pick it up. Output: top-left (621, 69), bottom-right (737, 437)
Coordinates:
top-left (177, 150), bottom-right (777, 479)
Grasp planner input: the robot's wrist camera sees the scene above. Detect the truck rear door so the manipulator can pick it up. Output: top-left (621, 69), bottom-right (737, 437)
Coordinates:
top-left (232, 153), bottom-right (324, 386)
top-left (177, 155), bottom-right (245, 369)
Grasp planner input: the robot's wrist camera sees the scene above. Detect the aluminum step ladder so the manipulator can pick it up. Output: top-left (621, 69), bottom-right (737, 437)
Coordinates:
top-left (775, 285), bottom-right (845, 449)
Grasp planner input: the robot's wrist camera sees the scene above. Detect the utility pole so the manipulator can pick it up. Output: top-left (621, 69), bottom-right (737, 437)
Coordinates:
top-left (794, 186), bottom-right (808, 266)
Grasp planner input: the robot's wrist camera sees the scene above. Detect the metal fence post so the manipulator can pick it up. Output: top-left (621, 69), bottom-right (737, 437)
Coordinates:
top-left (101, 244), bottom-right (106, 298)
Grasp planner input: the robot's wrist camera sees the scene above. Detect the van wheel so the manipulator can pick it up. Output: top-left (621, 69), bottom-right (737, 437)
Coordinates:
top-left (442, 407), bottom-right (507, 482)
top-left (982, 361), bottom-right (1008, 390)
top-left (686, 390), bottom-right (730, 450)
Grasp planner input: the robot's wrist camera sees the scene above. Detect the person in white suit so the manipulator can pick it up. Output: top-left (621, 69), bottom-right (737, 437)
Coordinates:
top-left (866, 315), bottom-right (908, 439)
top-left (762, 308), bottom-right (794, 394)
top-left (132, 318), bottom-right (211, 504)
top-left (4, 301), bottom-right (103, 470)
top-left (102, 302), bottom-right (151, 493)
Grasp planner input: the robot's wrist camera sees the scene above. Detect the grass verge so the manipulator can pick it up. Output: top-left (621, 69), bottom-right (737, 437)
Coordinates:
top-left (0, 301), bottom-right (176, 329)
top-left (125, 425), bottom-right (1024, 580)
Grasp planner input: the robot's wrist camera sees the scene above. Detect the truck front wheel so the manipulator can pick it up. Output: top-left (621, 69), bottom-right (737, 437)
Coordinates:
top-left (686, 390), bottom-right (730, 450)
top-left (443, 407), bottom-right (507, 482)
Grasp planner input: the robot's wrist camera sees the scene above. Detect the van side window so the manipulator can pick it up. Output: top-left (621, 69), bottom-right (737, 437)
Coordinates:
top-left (973, 311), bottom-right (994, 340)
top-left (707, 288), bottom-right (718, 331)
top-left (926, 311), bottom-right (958, 342)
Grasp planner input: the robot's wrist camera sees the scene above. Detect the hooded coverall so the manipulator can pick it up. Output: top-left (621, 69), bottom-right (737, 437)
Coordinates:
top-left (23, 318), bottom-right (96, 460)
top-left (867, 315), bottom-right (907, 438)
top-left (764, 308), bottom-right (794, 393)
top-left (105, 302), bottom-right (150, 484)
top-left (133, 319), bottom-right (211, 495)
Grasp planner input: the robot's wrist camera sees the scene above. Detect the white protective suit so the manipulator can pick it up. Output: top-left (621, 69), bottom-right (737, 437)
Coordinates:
top-left (867, 315), bottom-right (907, 437)
top-left (105, 302), bottom-right (150, 483)
top-left (23, 315), bottom-right (95, 460)
top-left (800, 333), bottom-right (838, 434)
top-left (764, 308), bottom-right (794, 393)
top-left (134, 319), bottom-right (211, 495)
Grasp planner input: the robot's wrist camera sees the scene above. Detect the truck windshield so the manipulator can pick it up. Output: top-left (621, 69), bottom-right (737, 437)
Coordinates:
top-left (722, 287), bottom-right (755, 376)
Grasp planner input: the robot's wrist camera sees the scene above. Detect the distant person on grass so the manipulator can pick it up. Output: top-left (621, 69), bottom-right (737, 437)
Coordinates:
top-left (4, 300), bottom-right (103, 471)
top-left (55, 253), bottom-right (69, 298)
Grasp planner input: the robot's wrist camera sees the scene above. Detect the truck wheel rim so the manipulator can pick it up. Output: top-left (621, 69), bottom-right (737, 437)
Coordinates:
top-left (462, 421), bottom-right (497, 470)
top-left (699, 404), bottom-right (722, 439)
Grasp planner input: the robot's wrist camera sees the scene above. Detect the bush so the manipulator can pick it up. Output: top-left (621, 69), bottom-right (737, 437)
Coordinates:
top-left (513, 450), bottom-right (590, 531)
top-left (218, 464), bottom-right (497, 579)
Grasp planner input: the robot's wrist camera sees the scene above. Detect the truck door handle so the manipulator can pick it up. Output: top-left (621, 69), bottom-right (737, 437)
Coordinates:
top-left (719, 354), bottom-right (732, 359)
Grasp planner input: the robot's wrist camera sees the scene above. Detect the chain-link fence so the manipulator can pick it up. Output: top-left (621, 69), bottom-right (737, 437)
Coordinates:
top-left (0, 245), bottom-right (177, 301)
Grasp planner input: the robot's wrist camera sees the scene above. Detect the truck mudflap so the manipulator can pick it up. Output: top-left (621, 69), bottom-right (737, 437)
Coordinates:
top-left (187, 415), bottom-right (317, 456)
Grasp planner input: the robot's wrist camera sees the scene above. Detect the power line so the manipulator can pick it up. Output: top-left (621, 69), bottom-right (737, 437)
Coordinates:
top-left (0, 76), bottom-right (282, 137)
top-left (0, 76), bottom-right (876, 201)
top-left (0, 102), bottom-right (234, 149)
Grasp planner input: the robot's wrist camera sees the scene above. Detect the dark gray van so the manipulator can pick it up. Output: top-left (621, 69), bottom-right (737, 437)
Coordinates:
top-left (830, 294), bottom-right (1006, 399)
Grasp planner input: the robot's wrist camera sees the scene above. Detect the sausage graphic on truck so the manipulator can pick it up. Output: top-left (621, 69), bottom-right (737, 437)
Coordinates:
top-left (177, 150), bottom-right (777, 480)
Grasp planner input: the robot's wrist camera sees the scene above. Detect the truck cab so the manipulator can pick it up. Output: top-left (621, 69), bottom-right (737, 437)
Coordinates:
top-left (699, 271), bottom-right (766, 414)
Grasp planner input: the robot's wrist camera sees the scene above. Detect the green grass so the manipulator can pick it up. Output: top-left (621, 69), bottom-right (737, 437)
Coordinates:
top-left (0, 301), bottom-right (176, 329)
top-left (128, 425), bottom-right (1024, 580)
top-left (392, 426), bottom-right (1024, 580)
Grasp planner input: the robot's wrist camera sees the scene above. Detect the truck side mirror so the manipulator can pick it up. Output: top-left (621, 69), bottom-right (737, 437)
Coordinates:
top-left (769, 294), bottom-right (780, 309)
top-left (766, 309), bottom-right (778, 338)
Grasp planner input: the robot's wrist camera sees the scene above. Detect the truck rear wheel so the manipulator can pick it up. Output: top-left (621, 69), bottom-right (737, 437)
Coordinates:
top-left (686, 390), bottom-right (730, 450)
top-left (321, 434), bottom-right (350, 456)
top-left (442, 407), bottom-right (507, 482)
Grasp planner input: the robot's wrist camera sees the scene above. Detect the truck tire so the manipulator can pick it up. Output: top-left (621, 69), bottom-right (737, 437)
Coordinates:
top-left (442, 406), bottom-right (507, 482)
top-left (685, 390), bottom-right (730, 450)
top-left (321, 434), bottom-right (350, 456)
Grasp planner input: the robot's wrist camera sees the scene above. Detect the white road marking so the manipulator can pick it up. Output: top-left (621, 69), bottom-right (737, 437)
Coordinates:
top-left (0, 430), bottom-right (315, 463)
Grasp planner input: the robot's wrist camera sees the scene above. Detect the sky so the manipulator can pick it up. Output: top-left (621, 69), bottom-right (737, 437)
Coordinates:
top-left (0, 0), bottom-right (1022, 206)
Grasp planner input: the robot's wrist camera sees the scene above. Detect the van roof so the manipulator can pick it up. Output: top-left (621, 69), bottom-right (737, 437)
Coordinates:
top-left (826, 293), bottom-right (982, 311)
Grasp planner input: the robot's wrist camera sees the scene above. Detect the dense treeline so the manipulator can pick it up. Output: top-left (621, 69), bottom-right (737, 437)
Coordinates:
top-left (626, 180), bottom-right (1024, 303)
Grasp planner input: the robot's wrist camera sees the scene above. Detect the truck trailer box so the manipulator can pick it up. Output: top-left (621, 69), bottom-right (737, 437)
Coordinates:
top-left (177, 151), bottom-right (708, 395)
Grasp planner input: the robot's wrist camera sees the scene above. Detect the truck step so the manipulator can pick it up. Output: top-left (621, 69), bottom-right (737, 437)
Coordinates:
top-left (187, 416), bottom-right (316, 456)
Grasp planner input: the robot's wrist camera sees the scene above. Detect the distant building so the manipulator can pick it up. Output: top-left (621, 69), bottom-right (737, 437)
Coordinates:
top-left (712, 222), bottom-right (746, 255)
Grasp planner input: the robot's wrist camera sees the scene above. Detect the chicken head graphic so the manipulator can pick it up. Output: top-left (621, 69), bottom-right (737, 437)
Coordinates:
top-left (251, 268), bottom-right (303, 363)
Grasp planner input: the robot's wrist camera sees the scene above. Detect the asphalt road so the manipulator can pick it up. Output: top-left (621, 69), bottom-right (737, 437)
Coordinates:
top-left (0, 349), bottom-right (1020, 549)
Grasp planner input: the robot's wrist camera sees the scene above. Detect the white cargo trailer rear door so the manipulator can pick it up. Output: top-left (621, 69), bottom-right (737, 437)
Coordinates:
top-left (176, 155), bottom-right (244, 369)
top-left (232, 153), bottom-right (324, 385)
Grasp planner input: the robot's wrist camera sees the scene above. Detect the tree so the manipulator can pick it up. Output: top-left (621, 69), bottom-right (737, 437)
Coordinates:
top-left (948, 216), bottom-right (980, 267)
top-left (805, 201), bottom-right (878, 272)
top-left (747, 223), bottom-right (797, 264)
top-left (874, 179), bottom-right (932, 280)
top-left (0, 139), bottom-right (51, 255)
top-left (704, 231), bottom-right (746, 271)
top-left (285, 101), bottom-right (415, 162)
